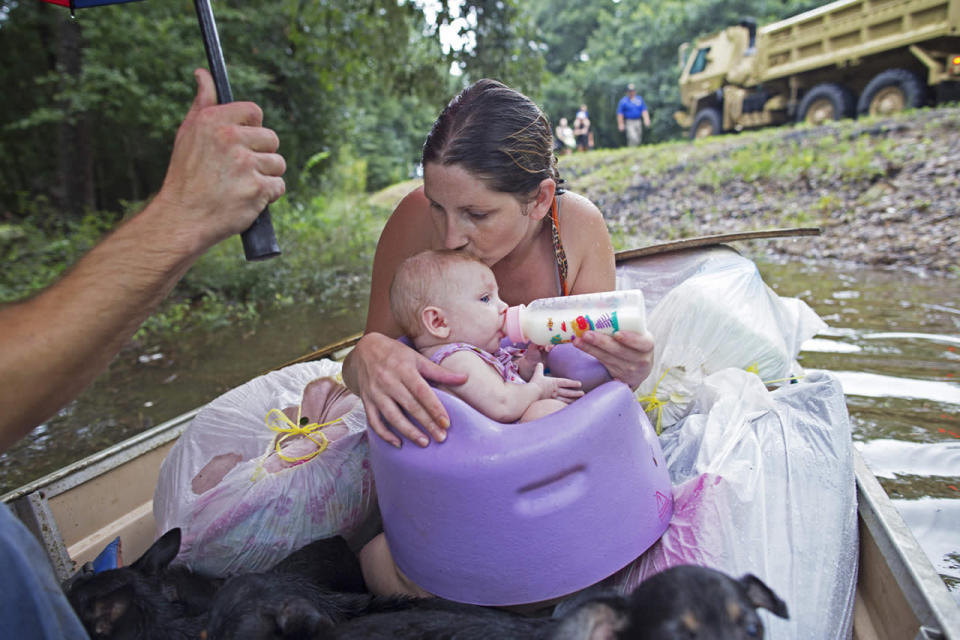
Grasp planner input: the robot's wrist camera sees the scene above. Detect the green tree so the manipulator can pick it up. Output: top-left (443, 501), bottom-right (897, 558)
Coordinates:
top-left (0, 0), bottom-right (454, 223)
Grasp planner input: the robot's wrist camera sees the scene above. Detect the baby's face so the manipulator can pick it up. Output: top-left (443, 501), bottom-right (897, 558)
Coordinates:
top-left (441, 262), bottom-right (508, 352)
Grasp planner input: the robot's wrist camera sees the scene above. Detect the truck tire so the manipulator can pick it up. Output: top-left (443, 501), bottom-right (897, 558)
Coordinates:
top-left (797, 83), bottom-right (855, 125)
top-left (690, 108), bottom-right (722, 140)
top-left (857, 69), bottom-right (927, 117)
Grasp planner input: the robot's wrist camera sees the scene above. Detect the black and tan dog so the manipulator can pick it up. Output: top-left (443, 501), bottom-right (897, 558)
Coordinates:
top-left (329, 565), bottom-right (789, 639)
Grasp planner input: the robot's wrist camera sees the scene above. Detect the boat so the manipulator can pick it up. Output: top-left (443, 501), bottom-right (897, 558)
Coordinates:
top-left (3, 231), bottom-right (959, 639)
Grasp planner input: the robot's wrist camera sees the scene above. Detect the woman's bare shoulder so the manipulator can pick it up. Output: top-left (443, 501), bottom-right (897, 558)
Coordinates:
top-left (557, 190), bottom-right (610, 242)
top-left (557, 190), bottom-right (615, 292)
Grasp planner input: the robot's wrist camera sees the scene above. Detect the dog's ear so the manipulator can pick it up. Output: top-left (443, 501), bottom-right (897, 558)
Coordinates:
top-left (130, 528), bottom-right (181, 576)
top-left (83, 582), bottom-right (135, 638)
top-left (739, 574), bottom-right (789, 619)
top-left (551, 598), bottom-right (628, 640)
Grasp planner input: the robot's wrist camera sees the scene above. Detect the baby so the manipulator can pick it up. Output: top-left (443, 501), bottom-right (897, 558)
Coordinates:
top-left (390, 248), bottom-right (583, 423)
top-left (359, 249), bottom-right (584, 598)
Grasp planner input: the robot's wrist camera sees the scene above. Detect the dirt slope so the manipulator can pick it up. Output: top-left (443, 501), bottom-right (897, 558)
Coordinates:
top-left (562, 107), bottom-right (959, 274)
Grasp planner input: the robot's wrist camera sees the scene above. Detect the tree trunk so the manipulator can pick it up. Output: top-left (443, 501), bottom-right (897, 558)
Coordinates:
top-left (55, 16), bottom-right (96, 219)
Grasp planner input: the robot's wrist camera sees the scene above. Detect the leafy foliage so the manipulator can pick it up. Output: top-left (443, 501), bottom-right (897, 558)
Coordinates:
top-left (0, 0), bottom-right (451, 217)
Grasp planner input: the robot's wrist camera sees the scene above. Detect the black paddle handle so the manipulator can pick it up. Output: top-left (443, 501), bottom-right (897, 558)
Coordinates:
top-left (194, 0), bottom-right (280, 261)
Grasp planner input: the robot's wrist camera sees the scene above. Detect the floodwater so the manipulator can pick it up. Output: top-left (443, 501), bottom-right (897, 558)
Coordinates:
top-left (0, 258), bottom-right (957, 601)
top-left (759, 258), bottom-right (960, 602)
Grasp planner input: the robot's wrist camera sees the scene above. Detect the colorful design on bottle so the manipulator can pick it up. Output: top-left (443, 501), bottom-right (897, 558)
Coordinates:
top-left (547, 311), bottom-right (619, 344)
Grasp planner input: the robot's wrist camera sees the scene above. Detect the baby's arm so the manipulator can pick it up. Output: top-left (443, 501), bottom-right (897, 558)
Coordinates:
top-left (438, 351), bottom-right (580, 423)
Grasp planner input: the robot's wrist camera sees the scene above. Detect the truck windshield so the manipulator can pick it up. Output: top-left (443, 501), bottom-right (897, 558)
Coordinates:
top-left (690, 47), bottom-right (711, 74)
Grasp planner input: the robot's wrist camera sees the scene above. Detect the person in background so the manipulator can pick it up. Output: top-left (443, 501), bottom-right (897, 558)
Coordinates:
top-left (555, 116), bottom-right (576, 155)
top-left (616, 83), bottom-right (651, 147)
top-left (0, 68), bottom-right (286, 639)
top-left (341, 78), bottom-right (654, 450)
top-left (573, 109), bottom-right (591, 152)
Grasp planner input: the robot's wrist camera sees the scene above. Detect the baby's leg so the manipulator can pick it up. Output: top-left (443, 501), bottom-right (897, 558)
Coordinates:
top-left (519, 399), bottom-right (566, 422)
top-left (359, 533), bottom-right (434, 598)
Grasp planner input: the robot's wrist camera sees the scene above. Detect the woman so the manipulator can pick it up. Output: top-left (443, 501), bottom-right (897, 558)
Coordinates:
top-left (342, 79), bottom-right (654, 448)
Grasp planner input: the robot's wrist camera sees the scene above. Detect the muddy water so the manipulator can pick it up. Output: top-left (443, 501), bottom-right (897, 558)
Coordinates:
top-left (1, 259), bottom-right (957, 600)
top-left (757, 258), bottom-right (960, 601)
top-left (0, 291), bottom-right (368, 495)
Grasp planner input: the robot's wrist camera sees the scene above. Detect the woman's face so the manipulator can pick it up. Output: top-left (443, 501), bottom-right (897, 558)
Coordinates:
top-left (423, 163), bottom-right (537, 267)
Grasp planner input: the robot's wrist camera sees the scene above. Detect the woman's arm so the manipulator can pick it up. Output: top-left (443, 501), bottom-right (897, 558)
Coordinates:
top-left (341, 189), bottom-right (467, 447)
top-left (561, 193), bottom-right (655, 391)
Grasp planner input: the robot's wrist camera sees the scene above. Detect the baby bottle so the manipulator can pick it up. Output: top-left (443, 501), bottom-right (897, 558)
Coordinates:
top-left (504, 290), bottom-right (646, 346)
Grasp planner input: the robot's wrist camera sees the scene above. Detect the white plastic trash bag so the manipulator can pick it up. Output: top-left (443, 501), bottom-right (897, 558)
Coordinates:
top-left (616, 245), bottom-right (744, 314)
top-left (611, 369), bottom-right (857, 640)
top-left (633, 251), bottom-right (826, 431)
top-left (154, 360), bottom-right (377, 576)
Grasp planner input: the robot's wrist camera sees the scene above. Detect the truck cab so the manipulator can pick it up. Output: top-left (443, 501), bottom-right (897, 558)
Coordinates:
top-left (675, 20), bottom-right (774, 138)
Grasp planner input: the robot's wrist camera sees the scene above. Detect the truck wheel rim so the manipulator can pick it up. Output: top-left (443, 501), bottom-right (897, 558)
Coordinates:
top-left (869, 87), bottom-right (906, 116)
top-left (694, 121), bottom-right (714, 138)
top-left (805, 98), bottom-right (836, 125)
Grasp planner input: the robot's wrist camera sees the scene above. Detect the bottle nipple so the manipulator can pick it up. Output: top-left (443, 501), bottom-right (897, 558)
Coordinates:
top-left (505, 305), bottom-right (525, 343)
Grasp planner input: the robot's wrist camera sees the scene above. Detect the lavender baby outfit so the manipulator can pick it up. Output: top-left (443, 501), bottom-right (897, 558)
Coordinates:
top-left (429, 343), bottom-right (525, 383)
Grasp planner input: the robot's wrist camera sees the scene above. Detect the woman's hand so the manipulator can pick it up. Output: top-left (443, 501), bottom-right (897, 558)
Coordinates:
top-left (343, 333), bottom-right (468, 448)
top-left (571, 330), bottom-right (654, 391)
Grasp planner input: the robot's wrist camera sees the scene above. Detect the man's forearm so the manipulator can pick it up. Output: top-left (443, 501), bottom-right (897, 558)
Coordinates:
top-left (0, 201), bottom-right (201, 452)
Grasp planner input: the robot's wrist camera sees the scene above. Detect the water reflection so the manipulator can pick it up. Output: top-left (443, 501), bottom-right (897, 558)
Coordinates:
top-left (758, 256), bottom-right (960, 602)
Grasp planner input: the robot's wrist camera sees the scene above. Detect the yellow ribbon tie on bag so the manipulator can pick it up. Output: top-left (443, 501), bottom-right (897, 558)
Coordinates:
top-left (637, 368), bottom-right (672, 436)
top-left (265, 406), bottom-right (342, 463)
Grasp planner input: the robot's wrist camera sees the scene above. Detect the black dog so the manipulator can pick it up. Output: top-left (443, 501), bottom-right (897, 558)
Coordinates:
top-left (330, 565), bottom-right (789, 639)
top-left (66, 528), bottom-right (219, 639)
top-left (204, 535), bottom-right (370, 639)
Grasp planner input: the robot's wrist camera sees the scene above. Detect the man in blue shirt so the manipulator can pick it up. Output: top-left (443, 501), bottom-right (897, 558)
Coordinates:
top-left (616, 83), bottom-right (651, 147)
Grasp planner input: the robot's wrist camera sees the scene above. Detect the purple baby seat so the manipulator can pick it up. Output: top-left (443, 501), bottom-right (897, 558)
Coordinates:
top-left (368, 356), bottom-right (674, 606)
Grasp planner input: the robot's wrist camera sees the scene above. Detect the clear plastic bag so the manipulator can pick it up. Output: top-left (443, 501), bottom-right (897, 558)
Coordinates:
top-left (631, 251), bottom-right (826, 431)
top-left (611, 369), bottom-right (857, 640)
top-left (154, 361), bottom-right (377, 577)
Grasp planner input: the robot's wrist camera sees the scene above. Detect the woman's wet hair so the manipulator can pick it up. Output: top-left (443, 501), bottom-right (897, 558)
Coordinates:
top-left (422, 79), bottom-right (563, 201)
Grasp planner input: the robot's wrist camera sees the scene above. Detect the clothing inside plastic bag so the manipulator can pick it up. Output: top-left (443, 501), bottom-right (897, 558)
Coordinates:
top-left (609, 369), bottom-right (857, 640)
top-left (154, 361), bottom-right (378, 577)
top-left (626, 249), bottom-right (826, 432)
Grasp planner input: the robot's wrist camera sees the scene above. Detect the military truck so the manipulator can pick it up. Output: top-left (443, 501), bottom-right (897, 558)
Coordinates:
top-left (674, 0), bottom-right (960, 138)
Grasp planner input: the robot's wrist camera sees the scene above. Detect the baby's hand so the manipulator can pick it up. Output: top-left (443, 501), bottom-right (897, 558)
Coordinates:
top-left (517, 344), bottom-right (547, 380)
top-left (529, 363), bottom-right (584, 404)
